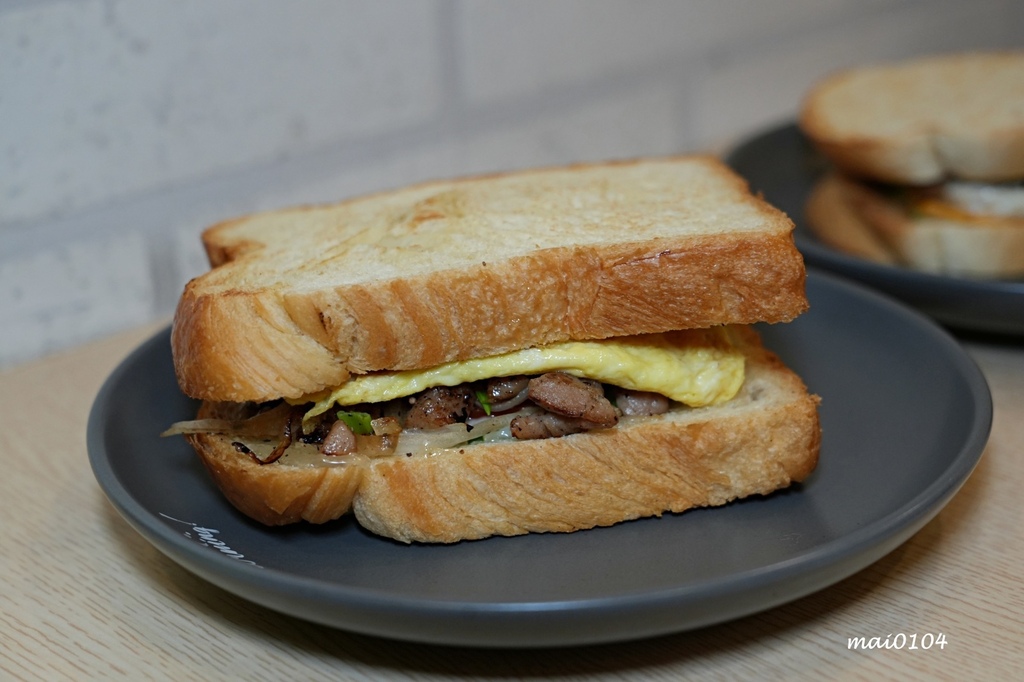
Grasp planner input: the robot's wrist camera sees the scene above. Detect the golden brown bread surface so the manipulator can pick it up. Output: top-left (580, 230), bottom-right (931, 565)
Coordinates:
top-left (804, 174), bottom-right (899, 265)
top-left (187, 327), bottom-right (821, 543)
top-left (800, 52), bottom-right (1024, 184)
top-left (806, 173), bottom-right (1024, 278)
top-left (172, 156), bottom-right (808, 403)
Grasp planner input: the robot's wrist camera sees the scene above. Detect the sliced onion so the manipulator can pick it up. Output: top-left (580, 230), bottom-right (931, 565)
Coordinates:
top-left (261, 411), bottom-right (299, 464)
top-left (394, 423), bottom-right (473, 455)
top-left (160, 403), bottom-right (291, 439)
top-left (467, 406), bottom-right (538, 430)
top-left (164, 400), bottom-right (541, 461)
top-left (353, 433), bottom-right (398, 458)
top-left (160, 419), bottom-right (241, 438)
top-left (275, 442), bottom-right (353, 468)
top-left (388, 410), bottom-right (534, 456)
top-left (488, 385), bottom-right (531, 413)
top-left (482, 425), bottom-right (514, 443)
top-left (371, 416), bottom-right (402, 436)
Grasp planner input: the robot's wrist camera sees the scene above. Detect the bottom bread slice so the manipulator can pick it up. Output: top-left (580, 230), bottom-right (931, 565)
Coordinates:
top-left (187, 329), bottom-right (821, 543)
top-left (806, 173), bottom-right (1024, 278)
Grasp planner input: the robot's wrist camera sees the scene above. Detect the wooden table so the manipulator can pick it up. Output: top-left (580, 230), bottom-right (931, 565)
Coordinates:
top-left (2, 319), bottom-right (1022, 680)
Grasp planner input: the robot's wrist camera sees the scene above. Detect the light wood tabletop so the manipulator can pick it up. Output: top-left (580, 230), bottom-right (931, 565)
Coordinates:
top-left (2, 318), bottom-right (1022, 681)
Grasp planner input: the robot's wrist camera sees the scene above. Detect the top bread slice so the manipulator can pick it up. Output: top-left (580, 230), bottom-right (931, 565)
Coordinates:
top-left (172, 156), bottom-right (808, 403)
top-left (800, 52), bottom-right (1024, 184)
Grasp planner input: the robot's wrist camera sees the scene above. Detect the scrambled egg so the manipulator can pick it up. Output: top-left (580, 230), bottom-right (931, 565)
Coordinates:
top-left (297, 327), bottom-right (746, 421)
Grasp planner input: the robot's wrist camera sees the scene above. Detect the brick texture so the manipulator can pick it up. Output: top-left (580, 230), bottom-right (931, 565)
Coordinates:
top-left (0, 0), bottom-right (1019, 368)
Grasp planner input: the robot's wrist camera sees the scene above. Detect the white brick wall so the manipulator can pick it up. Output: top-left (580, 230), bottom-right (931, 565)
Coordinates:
top-left (1, 0), bottom-right (1021, 368)
top-left (692, 0), bottom-right (1024, 144)
top-left (2, 0), bottom-right (443, 224)
top-left (0, 231), bottom-right (153, 364)
top-left (456, 0), bottom-right (861, 105)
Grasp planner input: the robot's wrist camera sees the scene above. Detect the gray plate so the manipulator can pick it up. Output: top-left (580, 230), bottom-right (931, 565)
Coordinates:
top-left (726, 123), bottom-right (1024, 335)
top-left (88, 271), bottom-right (991, 648)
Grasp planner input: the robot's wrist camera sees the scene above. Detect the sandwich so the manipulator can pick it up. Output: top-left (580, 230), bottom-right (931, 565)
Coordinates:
top-left (163, 156), bottom-right (821, 544)
top-left (799, 52), bottom-right (1024, 278)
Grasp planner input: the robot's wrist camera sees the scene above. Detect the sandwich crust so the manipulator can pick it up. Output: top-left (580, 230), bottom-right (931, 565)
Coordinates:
top-left (172, 157), bottom-right (808, 403)
top-left (187, 327), bottom-right (821, 543)
top-left (800, 52), bottom-right (1024, 184)
top-left (806, 173), bottom-right (1024, 278)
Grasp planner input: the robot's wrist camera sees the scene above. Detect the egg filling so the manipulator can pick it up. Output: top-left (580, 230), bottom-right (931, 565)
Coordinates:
top-left (165, 326), bottom-right (748, 464)
top-left (295, 326), bottom-right (746, 421)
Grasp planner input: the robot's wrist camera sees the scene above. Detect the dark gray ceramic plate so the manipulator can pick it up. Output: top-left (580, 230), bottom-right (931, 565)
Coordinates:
top-left (88, 271), bottom-right (991, 648)
top-left (726, 123), bottom-right (1024, 335)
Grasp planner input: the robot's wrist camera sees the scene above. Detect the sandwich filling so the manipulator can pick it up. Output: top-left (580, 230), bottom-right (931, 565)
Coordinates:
top-left (883, 180), bottom-right (1024, 223)
top-left (164, 326), bottom-right (747, 465)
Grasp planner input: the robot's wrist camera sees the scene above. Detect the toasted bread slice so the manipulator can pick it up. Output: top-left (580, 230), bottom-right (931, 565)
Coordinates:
top-left (186, 327), bottom-right (820, 543)
top-left (805, 173), bottom-right (1024, 278)
top-left (171, 157), bottom-right (808, 404)
top-left (804, 175), bottom-right (900, 265)
top-left (800, 52), bottom-right (1024, 184)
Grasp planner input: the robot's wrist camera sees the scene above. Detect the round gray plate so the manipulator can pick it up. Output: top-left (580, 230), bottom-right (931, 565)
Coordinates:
top-left (88, 271), bottom-right (991, 648)
top-left (726, 123), bottom-right (1024, 335)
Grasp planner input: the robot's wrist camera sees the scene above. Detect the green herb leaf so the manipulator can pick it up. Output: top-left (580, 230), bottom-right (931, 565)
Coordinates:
top-left (336, 411), bottom-right (374, 435)
top-left (474, 390), bottom-right (492, 416)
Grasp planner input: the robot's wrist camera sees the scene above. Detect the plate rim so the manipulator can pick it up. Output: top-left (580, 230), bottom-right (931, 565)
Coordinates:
top-left (87, 269), bottom-right (993, 646)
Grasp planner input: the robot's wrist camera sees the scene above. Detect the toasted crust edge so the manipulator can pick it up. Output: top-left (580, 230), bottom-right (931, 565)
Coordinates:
top-left (173, 230), bottom-right (808, 403)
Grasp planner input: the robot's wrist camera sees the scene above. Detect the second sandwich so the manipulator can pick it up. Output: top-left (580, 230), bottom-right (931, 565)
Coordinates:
top-left (800, 52), bottom-right (1024, 278)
